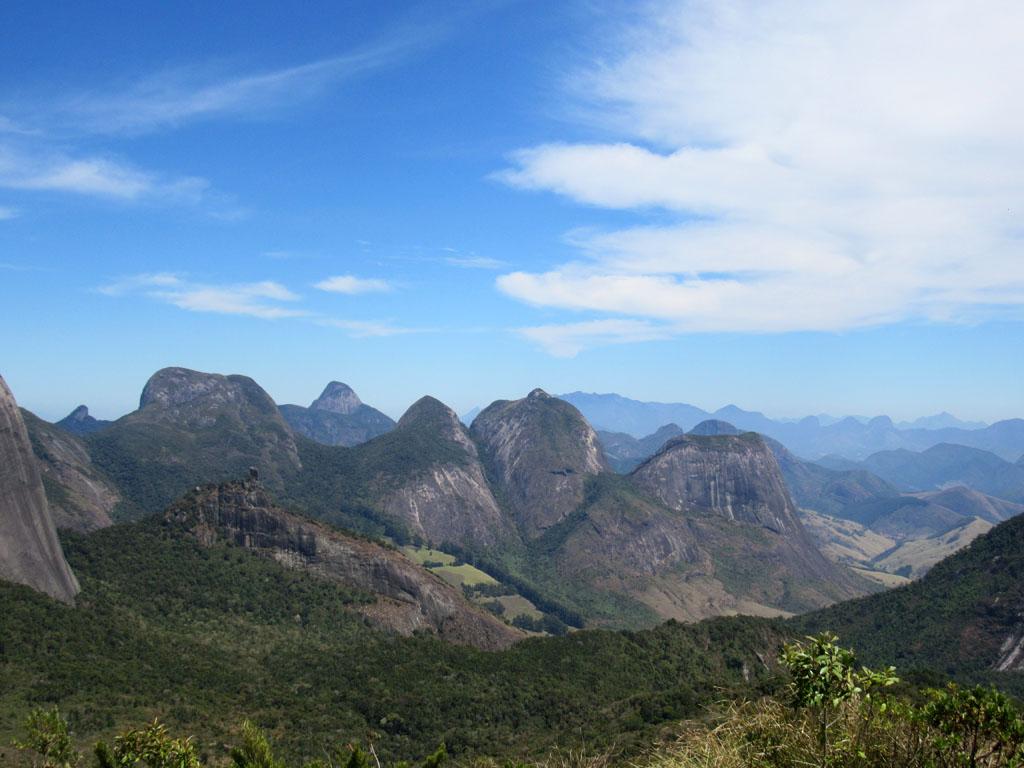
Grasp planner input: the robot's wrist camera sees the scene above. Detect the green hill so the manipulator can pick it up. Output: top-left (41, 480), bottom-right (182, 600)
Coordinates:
top-left (0, 515), bottom-right (786, 765)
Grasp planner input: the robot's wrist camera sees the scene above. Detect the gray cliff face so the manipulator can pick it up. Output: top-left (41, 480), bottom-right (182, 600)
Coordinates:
top-left (0, 375), bottom-right (80, 603)
top-left (471, 389), bottom-right (608, 539)
top-left (377, 396), bottom-right (514, 548)
top-left (22, 409), bottom-right (119, 532)
top-left (166, 479), bottom-right (522, 650)
top-left (631, 433), bottom-right (802, 535)
top-left (310, 382), bottom-right (363, 414)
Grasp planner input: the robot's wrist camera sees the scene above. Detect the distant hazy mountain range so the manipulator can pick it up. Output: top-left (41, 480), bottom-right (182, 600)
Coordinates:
top-left (559, 391), bottom-right (1023, 461)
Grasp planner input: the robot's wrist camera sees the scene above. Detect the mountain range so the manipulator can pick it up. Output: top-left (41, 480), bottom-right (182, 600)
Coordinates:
top-left (559, 391), bottom-right (1024, 461)
top-left (4, 366), bottom-right (1024, 762)
top-left (9, 367), bottom-right (876, 630)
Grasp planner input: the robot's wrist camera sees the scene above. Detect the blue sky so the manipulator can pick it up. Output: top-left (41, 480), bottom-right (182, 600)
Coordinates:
top-left (2, 0), bottom-right (1022, 424)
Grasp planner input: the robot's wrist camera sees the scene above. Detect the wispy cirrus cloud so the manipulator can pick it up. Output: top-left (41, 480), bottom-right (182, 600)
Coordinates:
top-left (53, 33), bottom-right (436, 136)
top-left (0, 147), bottom-right (207, 202)
top-left (0, 23), bottom-right (442, 210)
top-left (314, 275), bottom-right (392, 294)
top-left (100, 273), bottom-right (306, 319)
top-left (495, 0), bottom-right (1024, 354)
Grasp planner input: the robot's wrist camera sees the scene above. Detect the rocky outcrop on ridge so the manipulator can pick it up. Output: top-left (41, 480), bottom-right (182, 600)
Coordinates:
top-left (165, 477), bottom-right (522, 650)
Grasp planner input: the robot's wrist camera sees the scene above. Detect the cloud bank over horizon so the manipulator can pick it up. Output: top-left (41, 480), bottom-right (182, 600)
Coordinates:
top-left (496, 0), bottom-right (1024, 356)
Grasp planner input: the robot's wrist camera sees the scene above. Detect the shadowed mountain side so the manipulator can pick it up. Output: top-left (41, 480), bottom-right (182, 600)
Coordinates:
top-left (21, 409), bottom-right (119, 532)
top-left (165, 478), bottom-right (522, 650)
top-left (55, 405), bottom-right (111, 436)
top-left (0, 374), bottom-right (79, 603)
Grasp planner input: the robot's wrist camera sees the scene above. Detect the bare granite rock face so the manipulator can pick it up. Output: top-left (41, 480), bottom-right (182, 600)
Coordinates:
top-left (471, 389), bottom-right (608, 539)
top-left (376, 396), bottom-right (514, 549)
top-left (632, 433), bottom-right (801, 535)
top-left (22, 409), bottom-right (119, 531)
top-left (166, 479), bottom-right (523, 650)
top-left (629, 432), bottom-right (859, 594)
top-left (0, 374), bottom-right (80, 603)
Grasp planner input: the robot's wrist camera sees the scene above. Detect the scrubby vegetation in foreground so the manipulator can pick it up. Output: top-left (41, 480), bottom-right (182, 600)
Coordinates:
top-left (10, 634), bottom-right (1024, 768)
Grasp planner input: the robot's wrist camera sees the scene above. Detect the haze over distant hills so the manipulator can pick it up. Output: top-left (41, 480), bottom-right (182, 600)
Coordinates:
top-left (559, 391), bottom-right (1024, 461)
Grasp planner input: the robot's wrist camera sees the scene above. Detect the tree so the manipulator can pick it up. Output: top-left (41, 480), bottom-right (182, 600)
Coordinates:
top-left (93, 720), bottom-right (201, 768)
top-left (781, 632), bottom-right (897, 767)
top-left (12, 707), bottom-right (80, 768)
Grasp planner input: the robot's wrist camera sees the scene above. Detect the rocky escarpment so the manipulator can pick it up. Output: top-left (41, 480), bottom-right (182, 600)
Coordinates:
top-left (632, 433), bottom-right (802, 534)
top-left (56, 405), bottom-right (111, 436)
top-left (165, 478), bottom-right (522, 650)
top-left (372, 396), bottom-right (514, 549)
top-left (629, 432), bottom-right (861, 598)
top-left (88, 367), bottom-right (301, 515)
top-left (471, 389), bottom-right (608, 538)
top-left (22, 409), bottom-right (119, 531)
top-left (0, 374), bottom-right (79, 602)
top-left (280, 381), bottom-right (395, 447)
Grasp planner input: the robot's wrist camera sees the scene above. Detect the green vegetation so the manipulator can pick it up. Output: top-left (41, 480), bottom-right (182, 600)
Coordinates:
top-left (12, 633), bottom-right (1024, 768)
top-left (636, 634), bottom-right (1024, 768)
top-left (793, 511), bottom-right (1024, 694)
top-left (0, 516), bottom-right (786, 765)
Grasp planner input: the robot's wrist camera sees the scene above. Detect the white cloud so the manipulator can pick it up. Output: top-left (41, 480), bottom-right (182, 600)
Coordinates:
top-left (100, 273), bottom-right (305, 319)
top-left (0, 205), bottom-right (17, 220)
top-left (0, 147), bottom-right (208, 202)
top-left (516, 318), bottom-right (674, 358)
top-left (314, 275), bottom-right (392, 294)
top-left (495, 0), bottom-right (1024, 352)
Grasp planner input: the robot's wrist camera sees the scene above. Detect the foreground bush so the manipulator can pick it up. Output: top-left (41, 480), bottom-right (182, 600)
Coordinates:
top-left (642, 634), bottom-right (1024, 768)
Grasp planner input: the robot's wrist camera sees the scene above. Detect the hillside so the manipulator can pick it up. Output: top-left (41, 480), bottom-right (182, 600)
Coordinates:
top-left (166, 477), bottom-right (521, 649)
top-left (794, 510), bottom-right (1024, 691)
top-left (0, 512), bottom-right (786, 764)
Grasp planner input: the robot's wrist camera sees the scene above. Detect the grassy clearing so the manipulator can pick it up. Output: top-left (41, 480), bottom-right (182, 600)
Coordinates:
top-left (494, 594), bottom-right (543, 620)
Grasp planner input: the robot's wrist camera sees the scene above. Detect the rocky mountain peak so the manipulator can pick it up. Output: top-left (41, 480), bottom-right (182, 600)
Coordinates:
top-left (471, 390), bottom-right (608, 538)
top-left (0, 374), bottom-right (80, 603)
top-left (67, 405), bottom-right (90, 421)
top-left (138, 367), bottom-right (279, 426)
top-left (310, 381), bottom-right (363, 414)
